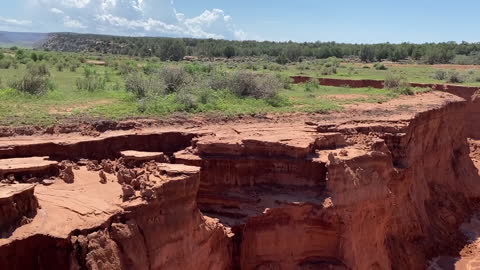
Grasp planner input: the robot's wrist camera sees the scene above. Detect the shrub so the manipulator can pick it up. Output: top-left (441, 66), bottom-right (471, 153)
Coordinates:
top-left (266, 94), bottom-right (291, 107)
top-left (297, 63), bottom-right (310, 71)
top-left (267, 63), bottom-right (285, 71)
top-left (142, 62), bottom-right (162, 75)
top-left (433, 70), bottom-right (447, 80)
top-left (15, 49), bottom-right (27, 60)
top-left (26, 62), bottom-right (50, 77)
top-left (76, 74), bottom-right (106, 91)
top-left (384, 73), bottom-right (412, 95)
top-left (30, 52), bottom-right (38, 62)
top-left (276, 74), bottom-right (292, 90)
top-left (451, 55), bottom-right (473, 65)
top-left (229, 71), bottom-right (282, 99)
top-left (208, 72), bottom-right (231, 90)
top-left (160, 65), bottom-right (190, 93)
top-left (276, 54), bottom-right (288, 65)
top-left (347, 66), bottom-right (355, 75)
top-left (447, 71), bottom-right (465, 83)
top-left (184, 63), bottom-right (213, 74)
top-left (322, 57), bottom-right (341, 68)
top-left (320, 66), bottom-right (337, 75)
top-left (176, 87), bottom-right (198, 111)
top-left (9, 73), bottom-right (52, 94)
top-left (304, 79), bottom-right (319, 92)
top-left (83, 66), bottom-right (97, 78)
top-left (374, 63), bottom-right (388, 70)
top-left (125, 72), bottom-right (165, 98)
top-left (0, 52), bottom-right (4, 60)
top-left (56, 63), bottom-right (65, 72)
top-left (0, 58), bottom-right (12, 69)
top-left (118, 62), bottom-right (137, 75)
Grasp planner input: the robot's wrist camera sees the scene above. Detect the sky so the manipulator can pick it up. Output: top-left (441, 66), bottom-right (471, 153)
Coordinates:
top-left (0, 0), bottom-right (478, 43)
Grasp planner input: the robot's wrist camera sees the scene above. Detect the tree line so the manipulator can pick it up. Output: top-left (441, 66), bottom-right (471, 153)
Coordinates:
top-left (39, 33), bottom-right (480, 64)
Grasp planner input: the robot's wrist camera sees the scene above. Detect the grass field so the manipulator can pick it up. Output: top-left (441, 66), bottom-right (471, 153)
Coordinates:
top-left (0, 65), bottom-right (397, 126)
top-left (0, 49), bottom-right (470, 126)
top-left (280, 62), bottom-right (480, 86)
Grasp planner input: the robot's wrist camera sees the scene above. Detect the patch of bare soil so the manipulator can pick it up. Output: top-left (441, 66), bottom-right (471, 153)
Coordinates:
top-left (322, 94), bottom-right (370, 100)
top-left (349, 62), bottom-right (480, 70)
top-left (48, 99), bottom-right (113, 115)
top-left (389, 63), bottom-right (480, 70)
top-left (85, 60), bottom-right (106, 65)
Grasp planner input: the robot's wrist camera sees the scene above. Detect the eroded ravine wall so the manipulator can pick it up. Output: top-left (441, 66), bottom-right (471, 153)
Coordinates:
top-left (291, 76), bottom-right (480, 139)
top-left (0, 95), bottom-right (479, 270)
top-left (0, 166), bottom-right (232, 270)
top-left (180, 98), bottom-right (480, 269)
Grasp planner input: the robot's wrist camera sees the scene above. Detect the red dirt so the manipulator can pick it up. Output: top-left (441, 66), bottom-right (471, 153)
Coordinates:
top-left (0, 91), bottom-right (479, 269)
top-left (349, 62), bottom-right (480, 70)
top-left (291, 76), bottom-right (480, 139)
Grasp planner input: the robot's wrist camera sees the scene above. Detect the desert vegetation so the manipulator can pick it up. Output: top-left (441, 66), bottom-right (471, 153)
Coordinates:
top-left (0, 41), bottom-right (477, 126)
top-left (39, 33), bottom-right (480, 65)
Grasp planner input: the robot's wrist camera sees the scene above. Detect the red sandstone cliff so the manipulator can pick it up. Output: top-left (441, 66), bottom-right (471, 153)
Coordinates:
top-left (0, 92), bottom-right (478, 270)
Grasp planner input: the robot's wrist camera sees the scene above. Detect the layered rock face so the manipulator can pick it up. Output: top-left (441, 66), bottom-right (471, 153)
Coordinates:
top-left (0, 164), bottom-right (231, 270)
top-left (175, 93), bottom-right (480, 269)
top-left (70, 164), bottom-right (231, 270)
top-left (0, 92), bottom-right (478, 270)
top-left (0, 184), bottom-right (38, 236)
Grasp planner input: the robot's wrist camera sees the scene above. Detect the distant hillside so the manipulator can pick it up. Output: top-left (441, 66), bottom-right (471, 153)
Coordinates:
top-left (0, 31), bottom-right (48, 48)
top-left (36, 32), bottom-right (480, 64)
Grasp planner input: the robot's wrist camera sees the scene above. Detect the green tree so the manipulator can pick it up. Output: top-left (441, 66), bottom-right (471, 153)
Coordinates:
top-left (285, 44), bottom-right (301, 62)
top-left (224, 46), bottom-right (236, 58)
top-left (30, 52), bottom-right (38, 62)
top-left (16, 49), bottom-right (27, 60)
top-left (360, 46), bottom-right (375, 62)
top-left (159, 39), bottom-right (186, 61)
top-left (276, 53), bottom-right (288, 65)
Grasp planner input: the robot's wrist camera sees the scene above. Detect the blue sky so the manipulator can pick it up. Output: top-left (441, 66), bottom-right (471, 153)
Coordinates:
top-left (0, 0), bottom-right (478, 43)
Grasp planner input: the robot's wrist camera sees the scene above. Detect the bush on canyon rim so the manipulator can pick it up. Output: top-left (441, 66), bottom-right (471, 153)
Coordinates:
top-left (228, 70), bottom-right (282, 99)
top-left (384, 73), bottom-right (413, 95)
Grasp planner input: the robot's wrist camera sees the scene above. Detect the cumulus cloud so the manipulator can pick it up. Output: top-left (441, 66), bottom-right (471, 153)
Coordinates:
top-left (0, 17), bottom-right (32, 26)
top-left (60, 0), bottom-right (91, 8)
top-left (50, 8), bottom-right (64, 14)
top-left (64, 16), bottom-right (87, 29)
top-left (23, 0), bottom-right (247, 39)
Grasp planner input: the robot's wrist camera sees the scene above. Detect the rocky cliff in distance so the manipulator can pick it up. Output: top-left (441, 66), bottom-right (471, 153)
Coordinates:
top-left (0, 31), bottom-right (47, 48)
top-left (0, 91), bottom-right (479, 270)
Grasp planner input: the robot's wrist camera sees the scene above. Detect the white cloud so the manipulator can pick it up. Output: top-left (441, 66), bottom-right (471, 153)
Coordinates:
top-left (23, 0), bottom-right (247, 39)
top-left (64, 16), bottom-right (87, 28)
top-left (235, 30), bottom-right (247, 41)
top-left (61, 0), bottom-right (91, 8)
top-left (50, 8), bottom-right (64, 14)
top-left (0, 17), bottom-right (32, 26)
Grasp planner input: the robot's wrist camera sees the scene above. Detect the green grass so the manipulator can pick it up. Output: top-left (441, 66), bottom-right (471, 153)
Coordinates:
top-left (0, 52), bottom-right (437, 127)
top-left (0, 66), bottom-right (399, 126)
top-left (281, 62), bottom-right (480, 86)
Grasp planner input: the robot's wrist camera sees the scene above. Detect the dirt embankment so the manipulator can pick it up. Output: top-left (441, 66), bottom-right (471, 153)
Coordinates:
top-left (292, 76), bottom-right (480, 139)
top-left (0, 91), bottom-right (479, 269)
